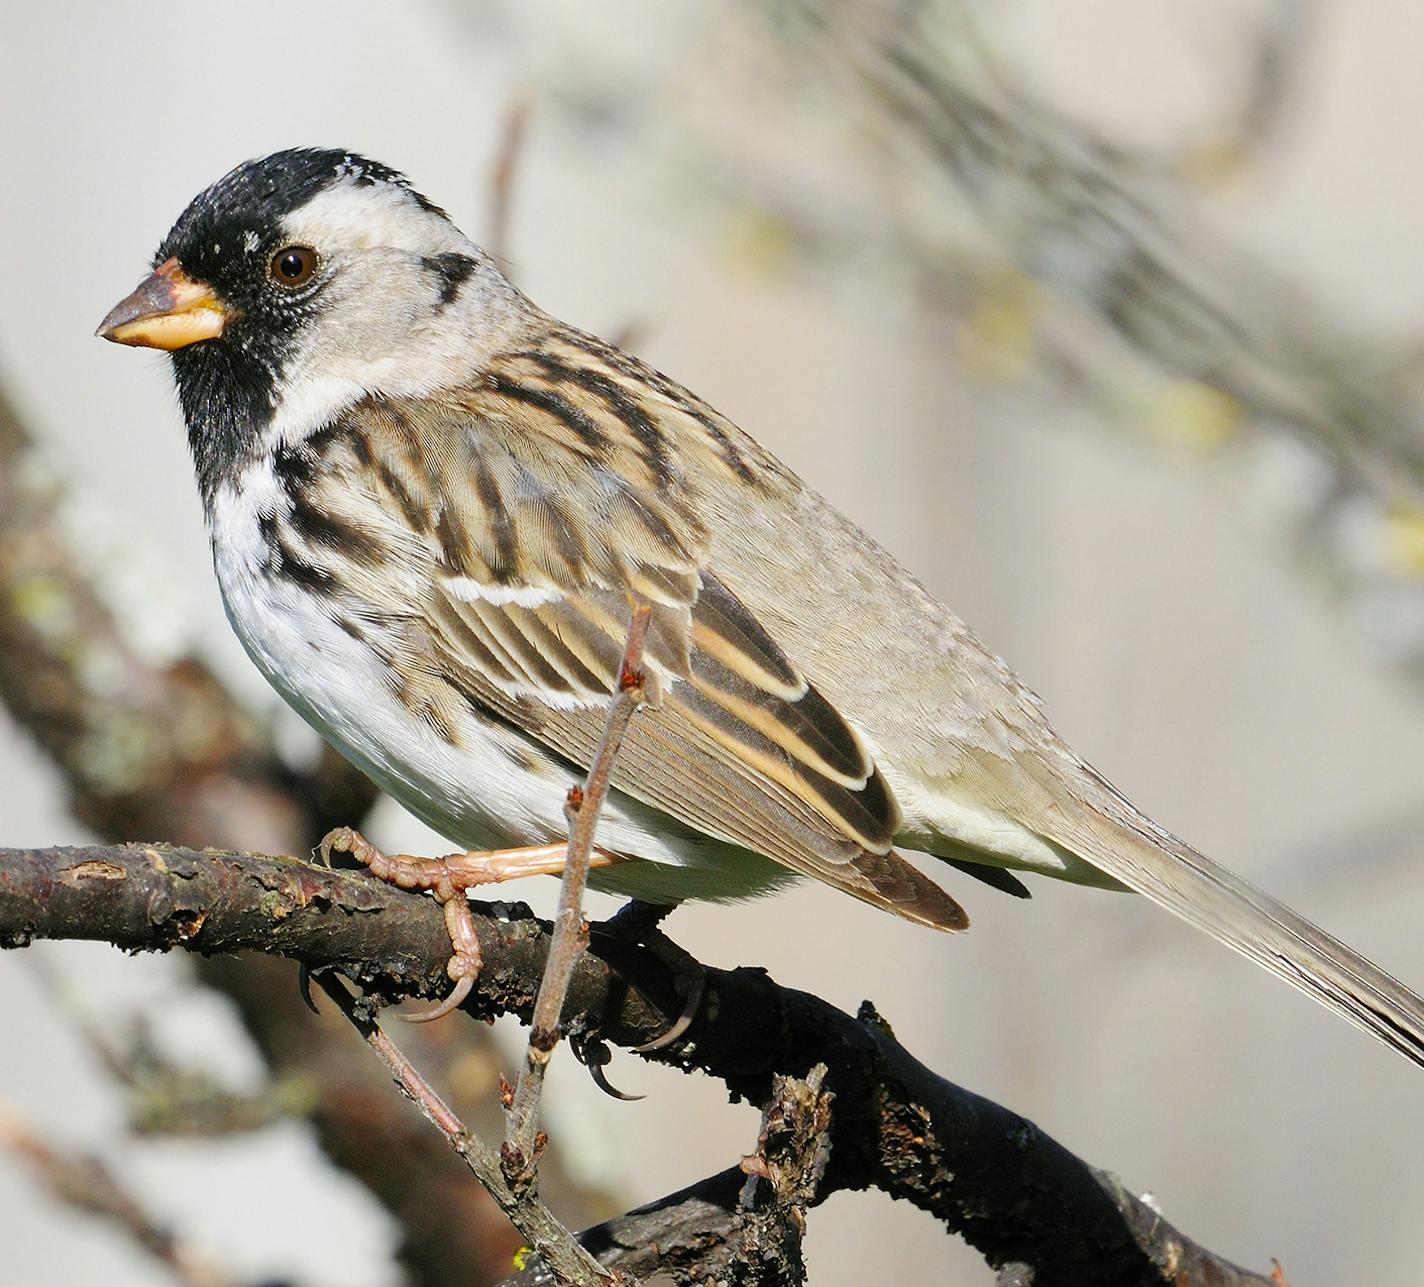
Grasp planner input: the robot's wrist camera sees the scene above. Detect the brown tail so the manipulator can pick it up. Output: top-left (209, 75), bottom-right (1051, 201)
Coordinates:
top-left (1074, 807), bottom-right (1424, 1068)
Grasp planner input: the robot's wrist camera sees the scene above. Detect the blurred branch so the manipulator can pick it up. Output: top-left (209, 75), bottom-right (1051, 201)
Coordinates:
top-left (0, 1100), bottom-right (237, 1287)
top-left (1231, 0), bottom-right (1316, 160)
top-left (502, 0), bottom-right (1424, 681)
top-left (786, 2), bottom-right (1424, 678)
top-left (488, 98), bottom-right (530, 267)
top-left (21, 952), bottom-right (306, 1137)
top-left (0, 383), bottom-right (373, 849)
top-left (2, 842), bottom-right (1278, 1287)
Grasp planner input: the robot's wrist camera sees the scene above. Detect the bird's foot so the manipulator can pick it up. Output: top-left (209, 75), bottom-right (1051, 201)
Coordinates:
top-left (317, 827), bottom-right (623, 1022)
top-left (604, 900), bottom-right (706, 1052)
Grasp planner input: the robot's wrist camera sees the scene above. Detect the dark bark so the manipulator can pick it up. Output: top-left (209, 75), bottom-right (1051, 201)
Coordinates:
top-left (0, 842), bottom-right (1277, 1287)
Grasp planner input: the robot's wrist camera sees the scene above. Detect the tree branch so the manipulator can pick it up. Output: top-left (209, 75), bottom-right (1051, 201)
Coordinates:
top-left (312, 973), bottom-right (622, 1287)
top-left (497, 1168), bottom-right (747, 1286)
top-left (0, 842), bottom-right (1278, 1287)
top-left (727, 1063), bottom-right (834, 1286)
top-left (0, 1100), bottom-right (234, 1287)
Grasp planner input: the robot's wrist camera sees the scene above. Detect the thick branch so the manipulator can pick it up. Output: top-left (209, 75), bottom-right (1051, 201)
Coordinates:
top-left (0, 843), bottom-right (1275, 1287)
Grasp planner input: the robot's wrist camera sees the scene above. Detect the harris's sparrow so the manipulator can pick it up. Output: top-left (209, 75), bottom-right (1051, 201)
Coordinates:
top-left (98, 148), bottom-right (1424, 1065)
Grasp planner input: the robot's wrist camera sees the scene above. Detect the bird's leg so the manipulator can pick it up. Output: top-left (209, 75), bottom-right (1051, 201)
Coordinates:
top-left (319, 826), bottom-right (625, 1022)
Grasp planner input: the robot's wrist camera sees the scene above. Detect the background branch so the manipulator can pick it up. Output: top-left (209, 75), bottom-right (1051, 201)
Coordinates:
top-left (0, 1101), bottom-right (235, 1287)
top-left (2, 842), bottom-right (1278, 1287)
top-left (507, 0), bottom-right (1424, 684)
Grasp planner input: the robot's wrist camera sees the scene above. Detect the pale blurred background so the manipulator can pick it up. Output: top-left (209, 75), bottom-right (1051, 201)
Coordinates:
top-left (3, 2), bottom-right (1424, 1283)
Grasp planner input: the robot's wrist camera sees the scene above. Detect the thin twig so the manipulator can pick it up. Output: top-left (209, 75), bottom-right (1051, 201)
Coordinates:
top-left (488, 98), bottom-right (530, 267)
top-left (504, 601), bottom-right (652, 1184)
top-left (312, 974), bottom-right (626, 1287)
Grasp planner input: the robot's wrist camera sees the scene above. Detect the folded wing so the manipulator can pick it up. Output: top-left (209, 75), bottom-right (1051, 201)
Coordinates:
top-left (343, 353), bottom-right (967, 930)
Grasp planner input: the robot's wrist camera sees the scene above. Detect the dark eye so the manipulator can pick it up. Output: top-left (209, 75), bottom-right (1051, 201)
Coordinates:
top-left (269, 246), bottom-right (317, 287)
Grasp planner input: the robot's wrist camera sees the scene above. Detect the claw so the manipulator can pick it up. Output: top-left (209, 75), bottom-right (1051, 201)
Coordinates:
top-left (589, 1060), bottom-right (645, 1102)
top-left (297, 963), bottom-right (321, 1015)
top-left (317, 826), bottom-right (360, 869)
top-left (322, 826), bottom-right (579, 1024)
top-left (631, 968), bottom-right (705, 1052)
top-left (401, 974), bottom-right (474, 1024)
top-left (572, 1034), bottom-right (645, 1102)
top-left (601, 901), bottom-right (704, 1053)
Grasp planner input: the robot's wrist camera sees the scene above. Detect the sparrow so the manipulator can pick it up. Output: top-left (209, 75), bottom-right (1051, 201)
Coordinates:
top-left (97, 148), bottom-right (1424, 1064)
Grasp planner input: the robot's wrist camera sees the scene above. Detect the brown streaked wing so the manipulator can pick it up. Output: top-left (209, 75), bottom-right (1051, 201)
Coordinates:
top-left (426, 571), bottom-right (964, 930)
top-left (344, 382), bottom-right (964, 928)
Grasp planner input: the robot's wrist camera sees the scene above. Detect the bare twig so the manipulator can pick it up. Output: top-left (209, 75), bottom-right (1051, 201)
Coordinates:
top-left (503, 601), bottom-right (651, 1185)
top-left (0, 1101), bottom-right (234, 1287)
top-left (0, 842), bottom-right (1279, 1285)
top-left (488, 99), bottom-right (530, 267)
top-left (311, 975), bottom-right (625, 1287)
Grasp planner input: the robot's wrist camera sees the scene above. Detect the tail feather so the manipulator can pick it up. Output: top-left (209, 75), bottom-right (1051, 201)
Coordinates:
top-left (1073, 808), bottom-right (1424, 1068)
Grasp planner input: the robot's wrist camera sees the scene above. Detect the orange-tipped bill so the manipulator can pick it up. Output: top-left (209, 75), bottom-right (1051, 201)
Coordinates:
top-left (96, 257), bottom-right (228, 350)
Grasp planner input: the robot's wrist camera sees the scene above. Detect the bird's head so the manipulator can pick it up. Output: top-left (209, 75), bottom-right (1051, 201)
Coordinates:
top-left (97, 148), bottom-right (519, 499)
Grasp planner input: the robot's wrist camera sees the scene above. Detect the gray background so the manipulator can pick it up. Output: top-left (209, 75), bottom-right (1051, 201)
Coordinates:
top-left (3, 3), bottom-right (1423, 1283)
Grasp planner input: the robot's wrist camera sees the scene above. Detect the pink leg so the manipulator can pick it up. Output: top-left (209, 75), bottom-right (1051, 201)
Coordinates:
top-left (320, 827), bottom-right (624, 1022)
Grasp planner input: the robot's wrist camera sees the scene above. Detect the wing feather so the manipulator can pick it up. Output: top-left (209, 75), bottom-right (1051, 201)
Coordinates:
top-left (332, 368), bottom-right (966, 930)
top-left (429, 570), bottom-right (958, 926)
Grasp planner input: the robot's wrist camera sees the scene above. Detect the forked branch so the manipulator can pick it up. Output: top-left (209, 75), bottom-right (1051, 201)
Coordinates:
top-left (0, 843), bottom-right (1278, 1286)
top-left (311, 974), bottom-right (623, 1287)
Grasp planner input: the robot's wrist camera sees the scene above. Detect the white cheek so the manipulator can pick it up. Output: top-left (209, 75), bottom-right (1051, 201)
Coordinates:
top-left (260, 278), bottom-right (495, 444)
